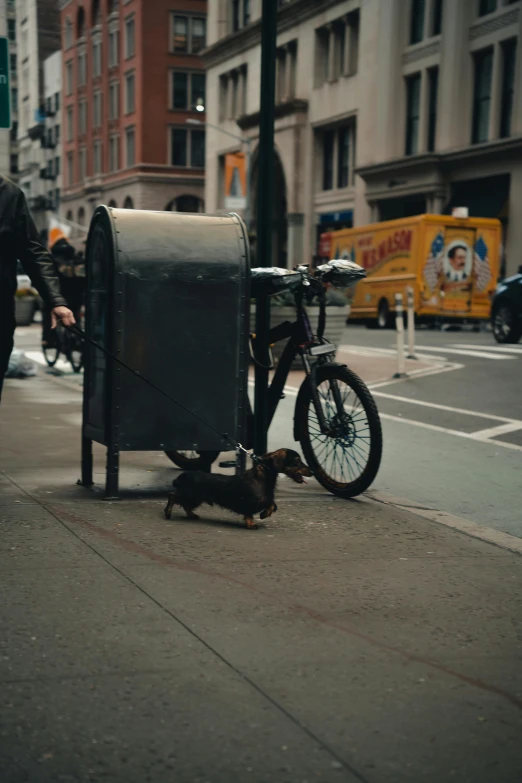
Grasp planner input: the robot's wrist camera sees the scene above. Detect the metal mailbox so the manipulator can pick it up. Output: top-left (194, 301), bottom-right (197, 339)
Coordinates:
top-left (80, 206), bottom-right (250, 497)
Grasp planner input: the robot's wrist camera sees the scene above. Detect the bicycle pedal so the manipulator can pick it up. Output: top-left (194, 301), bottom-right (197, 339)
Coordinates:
top-left (219, 460), bottom-right (237, 469)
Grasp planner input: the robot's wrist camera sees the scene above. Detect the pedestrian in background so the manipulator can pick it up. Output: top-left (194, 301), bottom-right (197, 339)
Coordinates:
top-left (0, 175), bottom-right (75, 401)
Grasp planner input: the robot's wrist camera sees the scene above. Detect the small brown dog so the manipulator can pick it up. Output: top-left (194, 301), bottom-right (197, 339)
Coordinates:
top-left (164, 448), bottom-right (312, 529)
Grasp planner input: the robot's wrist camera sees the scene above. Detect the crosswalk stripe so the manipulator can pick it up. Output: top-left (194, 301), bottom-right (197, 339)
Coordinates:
top-left (414, 345), bottom-right (513, 360)
top-left (453, 343), bottom-right (522, 354)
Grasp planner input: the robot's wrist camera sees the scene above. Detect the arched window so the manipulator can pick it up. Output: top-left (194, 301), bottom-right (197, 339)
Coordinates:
top-left (64, 18), bottom-right (73, 49)
top-left (78, 206), bottom-right (86, 226)
top-left (77, 6), bottom-right (86, 38)
top-left (107, 0), bottom-right (118, 13)
top-left (123, 196), bottom-right (134, 209)
top-left (92, 0), bottom-right (101, 26)
top-left (108, 199), bottom-right (117, 208)
top-left (176, 195), bottom-right (202, 212)
top-left (66, 210), bottom-right (73, 222)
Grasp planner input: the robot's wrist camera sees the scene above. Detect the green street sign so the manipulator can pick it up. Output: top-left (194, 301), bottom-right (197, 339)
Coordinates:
top-left (0, 36), bottom-right (11, 130)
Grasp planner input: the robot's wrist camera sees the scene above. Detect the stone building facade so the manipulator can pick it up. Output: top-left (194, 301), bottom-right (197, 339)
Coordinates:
top-left (204, 0), bottom-right (522, 276)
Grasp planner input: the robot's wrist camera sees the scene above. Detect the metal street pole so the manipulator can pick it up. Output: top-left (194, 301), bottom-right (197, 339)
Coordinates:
top-left (253, 0), bottom-right (277, 456)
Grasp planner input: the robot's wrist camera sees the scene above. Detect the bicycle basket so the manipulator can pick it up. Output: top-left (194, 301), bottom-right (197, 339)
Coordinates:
top-left (316, 259), bottom-right (366, 289)
top-left (251, 267), bottom-right (302, 297)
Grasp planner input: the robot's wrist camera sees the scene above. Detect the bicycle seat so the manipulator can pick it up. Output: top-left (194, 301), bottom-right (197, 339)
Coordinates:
top-left (251, 267), bottom-right (302, 297)
top-left (315, 259), bottom-right (366, 289)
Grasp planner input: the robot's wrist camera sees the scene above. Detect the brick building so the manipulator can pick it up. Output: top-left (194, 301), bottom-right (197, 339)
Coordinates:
top-left (59, 0), bottom-right (207, 227)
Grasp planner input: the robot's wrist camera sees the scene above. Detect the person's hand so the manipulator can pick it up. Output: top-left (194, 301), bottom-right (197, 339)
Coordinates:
top-left (51, 306), bottom-right (76, 328)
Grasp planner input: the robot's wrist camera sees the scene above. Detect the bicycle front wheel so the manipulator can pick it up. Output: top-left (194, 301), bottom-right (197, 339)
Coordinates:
top-left (296, 364), bottom-right (382, 498)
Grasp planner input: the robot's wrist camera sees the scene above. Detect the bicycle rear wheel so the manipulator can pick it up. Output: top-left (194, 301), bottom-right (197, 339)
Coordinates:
top-left (165, 451), bottom-right (219, 471)
top-left (296, 364), bottom-right (382, 498)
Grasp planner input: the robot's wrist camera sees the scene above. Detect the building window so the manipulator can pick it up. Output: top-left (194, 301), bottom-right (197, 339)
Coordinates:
top-left (405, 73), bottom-right (421, 155)
top-left (315, 12), bottom-right (359, 87)
top-left (125, 126), bottom-right (135, 167)
top-left (231, 0), bottom-right (250, 32)
top-left (66, 106), bottom-right (73, 141)
top-left (472, 48), bottom-right (493, 144)
top-left (55, 92), bottom-right (60, 112)
top-left (191, 130), bottom-right (205, 167)
top-left (10, 154), bottom-right (18, 175)
top-left (276, 41), bottom-right (297, 103)
top-left (171, 128), bottom-right (187, 167)
top-left (192, 18), bottom-right (206, 53)
top-left (322, 130), bottom-right (334, 190)
top-left (478, 0), bottom-right (497, 15)
top-left (55, 156), bottom-right (60, 176)
top-left (125, 71), bottom-right (135, 114)
top-left (10, 88), bottom-right (17, 111)
top-left (109, 28), bottom-right (119, 67)
top-left (170, 128), bottom-right (205, 168)
top-left (337, 128), bottom-right (350, 189)
top-left (320, 123), bottom-right (355, 191)
top-left (427, 67), bottom-right (438, 152)
top-left (78, 99), bottom-right (87, 135)
top-left (500, 39), bottom-right (516, 138)
top-left (10, 53), bottom-right (16, 75)
top-left (409, 0), bottom-right (425, 45)
top-left (109, 135), bottom-right (120, 171)
top-left (171, 71), bottom-right (206, 110)
top-left (67, 152), bottom-right (74, 185)
top-left (93, 140), bottom-right (103, 174)
top-left (79, 147), bottom-right (87, 181)
top-left (219, 66), bottom-right (247, 120)
top-left (109, 81), bottom-right (120, 120)
top-left (432, 0), bottom-right (443, 36)
top-left (78, 51), bottom-right (86, 86)
top-left (171, 16), bottom-right (207, 54)
top-left (64, 17), bottom-right (73, 49)
top-left (7, 18), bottom-right (16, 42)
top-left (78, 207), bottom-right (85, 226)
top-left (93, 90), bottom-right (102, 128)
top-left (66, 61), bottom-right (73, 96)
top-left (92, 39), bottom-right (102, 78)
top-left (125, 16), bottom-right (135, 58)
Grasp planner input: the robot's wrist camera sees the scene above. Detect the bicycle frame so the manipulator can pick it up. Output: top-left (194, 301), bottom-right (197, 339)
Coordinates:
top-left (248, 282), bottom-right (346, 444)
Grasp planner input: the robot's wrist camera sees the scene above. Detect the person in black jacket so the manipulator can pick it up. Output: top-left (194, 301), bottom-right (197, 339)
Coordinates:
top-left (0, 176), bottom-right (75, 400)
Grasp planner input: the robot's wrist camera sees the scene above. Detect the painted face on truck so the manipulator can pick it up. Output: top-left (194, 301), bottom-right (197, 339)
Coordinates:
top-left (448, 245), bottom-right (468, 272)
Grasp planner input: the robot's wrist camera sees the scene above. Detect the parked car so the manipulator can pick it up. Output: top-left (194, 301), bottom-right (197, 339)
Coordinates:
top-left (491, 266), bottom-right (522, 343)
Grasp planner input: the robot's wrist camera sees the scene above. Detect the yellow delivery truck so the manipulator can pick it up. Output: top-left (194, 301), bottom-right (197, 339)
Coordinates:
top-left (324, 214), bottom-right (501, 327)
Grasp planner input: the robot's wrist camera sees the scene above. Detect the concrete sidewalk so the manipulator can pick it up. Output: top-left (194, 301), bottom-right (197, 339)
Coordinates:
top-left (1, 372), bottom-right (522, 783)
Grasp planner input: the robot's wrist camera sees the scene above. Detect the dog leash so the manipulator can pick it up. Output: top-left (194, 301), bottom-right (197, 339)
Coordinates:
top-left (64, 324), bottom-right (253, 460)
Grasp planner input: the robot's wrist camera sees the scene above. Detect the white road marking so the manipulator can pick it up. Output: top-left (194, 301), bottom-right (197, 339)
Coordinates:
top-left (339, 345), bottom-right (446, 362)
top-left (453, 343), bottom-right (522, 354)
top-left (469, 421), bottom-right (522, 440)
top-left (414, 345), bottom-right (513, 360)
top-left (371, 391), bottom-right (521, 423)
top-left (379, 413), bottom-right (522, 452)
top-left (368, 362), bottom-right (463, 388)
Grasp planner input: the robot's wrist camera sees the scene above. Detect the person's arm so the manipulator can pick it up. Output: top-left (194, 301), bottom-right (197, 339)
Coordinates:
top-left (15, 191), bottom-right (75, 327)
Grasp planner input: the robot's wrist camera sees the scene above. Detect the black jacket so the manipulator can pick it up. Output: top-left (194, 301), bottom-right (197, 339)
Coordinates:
top-left (0, 176), bottom-right (66, 311)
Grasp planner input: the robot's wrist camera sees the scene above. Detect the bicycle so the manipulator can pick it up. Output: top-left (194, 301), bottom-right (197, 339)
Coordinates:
top-left (42, 307), bottom-right (85, 374)
top-left (166, 260), bottom-right (383, 499)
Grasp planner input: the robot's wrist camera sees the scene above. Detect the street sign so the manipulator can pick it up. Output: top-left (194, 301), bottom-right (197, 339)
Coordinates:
top-left (0, 36), bottom-right (11, 129)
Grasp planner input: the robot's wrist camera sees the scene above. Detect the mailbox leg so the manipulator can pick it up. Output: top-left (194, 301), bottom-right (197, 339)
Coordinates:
top-left (104, 446), bottom-right (120, 500)
top-left (78, 436), bottom-right (94, 487)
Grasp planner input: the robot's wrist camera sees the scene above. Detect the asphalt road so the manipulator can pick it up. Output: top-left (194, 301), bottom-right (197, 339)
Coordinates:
top-left (267, 324), bottom-right (521, 538)
top-left (13, 321), bottom-right (521, 541)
